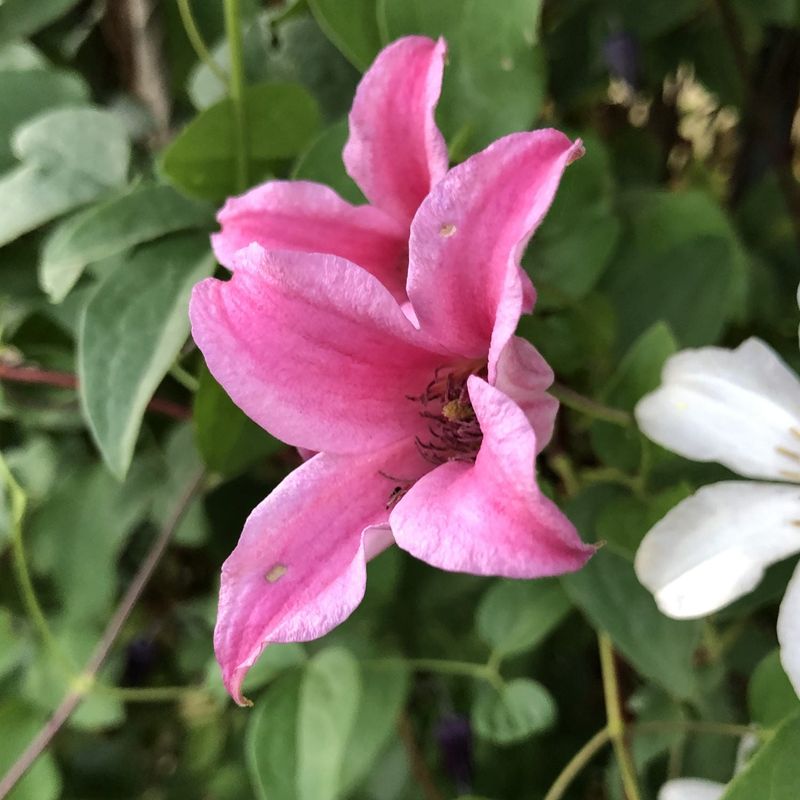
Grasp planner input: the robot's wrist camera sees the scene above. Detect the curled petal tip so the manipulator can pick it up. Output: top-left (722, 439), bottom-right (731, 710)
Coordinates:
top-left (568, 138), bottom-right (585, 164)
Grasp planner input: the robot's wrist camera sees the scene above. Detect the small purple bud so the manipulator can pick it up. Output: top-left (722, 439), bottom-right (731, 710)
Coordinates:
top-left (435, 714), bottom-right (473, 793)
top-left (603, 31), bottom-right (640, 89)
top-left (122, 637), bottom-right (159, 687)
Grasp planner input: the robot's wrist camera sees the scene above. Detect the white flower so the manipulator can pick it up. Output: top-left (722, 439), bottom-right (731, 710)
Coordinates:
top-left (634, 337), bottom-right (800, 696)
top-left (658, 778), bottom-right (726, 800)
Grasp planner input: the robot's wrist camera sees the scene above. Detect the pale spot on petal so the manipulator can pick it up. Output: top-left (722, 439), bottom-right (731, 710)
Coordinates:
top-left (265, 564), bottom-right (287, 583)
top-left (439, 223), bottom-right (456, 237)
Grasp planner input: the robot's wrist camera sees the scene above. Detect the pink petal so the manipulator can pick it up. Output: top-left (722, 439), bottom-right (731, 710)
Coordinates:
top-left (390, 376), bottom-right (594, 577)
top-left (343, 36), bottom-right (448, 225)
top-left (211, 180), bottom-right (409, 299)
top-left (494, 335), bottom-right (559, 452)
top-left (406, 130), bottom-right (584, 371)
top-left (215, 441), bottom-right (420, 704)
top-left (190, 244), bottom-right (445, 455)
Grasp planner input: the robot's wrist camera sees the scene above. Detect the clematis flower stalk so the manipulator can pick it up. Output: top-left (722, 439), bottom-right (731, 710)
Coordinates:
top-left (634, 337), bottom-right (800, 697)
top-left (191, 116), bottom-right (594, 704)
top-left (211, 35), bottom-right (449, 302)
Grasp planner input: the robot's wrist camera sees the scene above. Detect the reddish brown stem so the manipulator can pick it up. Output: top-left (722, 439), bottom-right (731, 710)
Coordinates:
top-left (0, 469), bottom-right (206, 799)
top-left (397, 713), bottom-right (446, 800)
top-left (0, 364), bottom-right (190, 420)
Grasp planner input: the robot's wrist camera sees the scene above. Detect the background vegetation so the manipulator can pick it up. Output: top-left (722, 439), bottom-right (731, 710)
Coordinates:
top-left (0, 1), bottom-right (799, 798)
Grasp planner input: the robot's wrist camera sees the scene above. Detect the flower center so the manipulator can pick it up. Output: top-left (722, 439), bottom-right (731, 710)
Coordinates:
top-left (381, 363), bottom-right (487, 509)
top-left (411, 362), bottom-right (487, 467)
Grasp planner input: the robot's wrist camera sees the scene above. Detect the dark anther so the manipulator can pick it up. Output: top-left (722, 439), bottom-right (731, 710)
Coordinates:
top-left (412, 364), bottom-right (486, 466)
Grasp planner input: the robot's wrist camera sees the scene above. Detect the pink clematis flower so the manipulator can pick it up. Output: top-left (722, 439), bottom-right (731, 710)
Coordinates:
top-left (190, 119), bottom-right (595, 704)
top-left (211, 35), bottom-right (448, 302)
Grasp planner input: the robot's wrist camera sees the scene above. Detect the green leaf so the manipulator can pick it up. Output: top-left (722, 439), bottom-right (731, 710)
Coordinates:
top-left (472, 679), bottom-right (556, 745)
top-left (40, 184), bottom-right (213, 303)
top-left (78, 234), bottom-right (214, 478)
top-left (298, 647), bottom-right (362, 800)
top-left (0, 699), bottom-right (61, 800)
top-left (0, 106), bottom-right (130, 246)
top-left (720, 711), bottom-right (800, 800)
top-left (246, 671), bottom-right (301, 800)
top-left (308, 0), bottom-right (383, 71)
top-left (526, 134), bottom-right (621, 305)
top-left (607, 0), bottom-right (702, 38)
top-left (339, 664), bottom-right (408, 796)
top-left (194, 365), bottom-right (280, 478)
top-left (152, 423), bottom-right (208, 547)
top-left (0, 41), bottom-right (48, 71)
top-left (0, 69), bottom-right (89, 170)
top-left (0, 609), bottom-right (26, 681)
top-left (29, 461), bottom-right (157, 623)
top-left (562, 548), bottom-right (704, 703)
top-left (161, 81), bottom-right (321, 200)
top-left (22, 625), bottom-right (125, 732)
top-left (292, 119), bottom-right (364, 204)
top-left (242, 643), bottom-right (307, 697)
top-left (590, 321), bottom-right (678, 471)
top-left (378, 0), bottom-right (546, 154)
top-left (0, 0), bottom-right (80, 45)
top-left (14, 106), bottom-right (129, 185)
top-left (749, 650), bottom-right (800, 727)
top-left (595, 484), bottom-right (693, 558)
top-left (602, 190), bottom-right (748, 351)
top-left (476, 579), bottom-right (572, 660)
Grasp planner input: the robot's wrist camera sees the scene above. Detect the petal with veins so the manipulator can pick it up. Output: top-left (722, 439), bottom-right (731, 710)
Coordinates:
top-left (390, 377), bottom-right (594, 577)
top-left (215, 441), bottom-right (422, 705)
top-left (494, 335), bottom-right (558, 452)
top-left (211, 180), bottom-right (408, 298)
top-left (636, 338), bottom-right (800, 481)
top-left (778, 561), bottom-right (800, 697)
top-left (635, 481), bottom-right (800, 619)
top-left (190, 244), bottom-right (446, 455)
top-left (344, 36), bottom-right (448, 224)
top-left (407, 130), bottom-right (583, 367)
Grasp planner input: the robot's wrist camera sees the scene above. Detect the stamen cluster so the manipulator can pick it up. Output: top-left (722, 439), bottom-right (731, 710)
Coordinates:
top-left (411, 365), bottom-right (487, 466)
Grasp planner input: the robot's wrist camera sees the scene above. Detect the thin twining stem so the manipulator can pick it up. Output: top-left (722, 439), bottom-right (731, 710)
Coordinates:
top-left (543, 726), bottom-right (613, 800)
top-left (0, 469), bottom-right (206, 800)
top-left (543, 716), bottom-right (758, 800)
top-left (550, 382), bottom-right (633, 427)
top-left (175, 0), bottom-right (227, 84)
top-left (0, 453), bottom-right (74, 674)
top-left (223, 0), bottom-right (248, 191)
top-left (365, 656), bottom-right (503, 689)
top-left (599, 633), bottom-right (642, 800)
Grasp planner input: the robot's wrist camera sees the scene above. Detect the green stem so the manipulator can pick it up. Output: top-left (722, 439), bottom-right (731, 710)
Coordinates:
top-left (542, 716), bottom-right (761, 800)
top-left (550, 383), bottom-right (633, 428)
top-left (579, 466), bottom-right (642, 493)
top-left (169, 362), bottom-right (199, 393)
top-left (0, 452), bottom-right (74, 674)
top-left (549, 453), bottom-right (581, 499)
top-left (97, 685), bottom-right (200, 703)
top-left (633, 720), bottom-right (759, 739)
top-left (599, 634), bottom-right (642, 800)
top-left (543, 727), bottom-right (612, 800)
top-left (176, 0), bottom-right (227, 84)
top-left (366, 657), bottom-right (501, 686)
top-left (223, 0), bottom-right (248, 191)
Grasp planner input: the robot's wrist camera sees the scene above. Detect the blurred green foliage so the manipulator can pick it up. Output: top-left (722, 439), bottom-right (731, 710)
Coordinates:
top-left (0, 0), bottom-right (799, 799)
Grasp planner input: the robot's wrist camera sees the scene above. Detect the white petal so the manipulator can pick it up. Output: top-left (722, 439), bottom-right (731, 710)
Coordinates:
top-left (635, 338), bottom-right (800, 481)
top-left (659, 779), bottom-right (727, 800)
top-left (778, 560), bottom-right (800, 697)
top-left (635, 481), bottom-right (800, 619)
